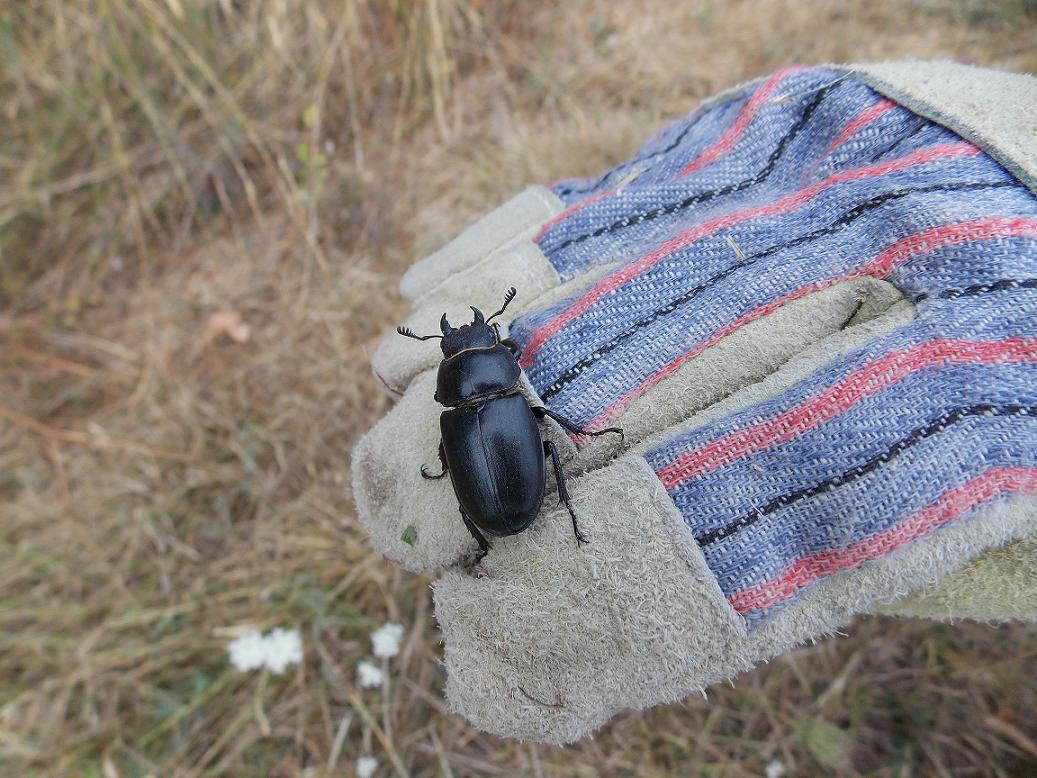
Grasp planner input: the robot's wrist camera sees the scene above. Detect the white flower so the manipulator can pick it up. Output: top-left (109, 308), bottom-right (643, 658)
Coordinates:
top-left (356, 756), bottom-right (378, 778)
top-left (357, 660), bottom-right (384, 688)
top-left (228, 630), bottom-right (267, 672)
top-left (264, 628), bottom-right (303, 674)
top-left (227, 627), bottom-right (303, 674)
top-left (765, 760), bottom-right (786, 778)
top-left (371, 622), bottom-right (404, 659)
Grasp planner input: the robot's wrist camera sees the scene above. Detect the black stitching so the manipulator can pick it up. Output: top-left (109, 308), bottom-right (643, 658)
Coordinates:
top-left (868, 119), bottom-right (928, 163)
top-left (694, 404), bottom-right (1037, 546)
top-left (545, 83), bottom-right (836, 254)
top-left (914, 277), bottom-right (1037, 304)
top-left (538, 180), bottom-right (1017, 400)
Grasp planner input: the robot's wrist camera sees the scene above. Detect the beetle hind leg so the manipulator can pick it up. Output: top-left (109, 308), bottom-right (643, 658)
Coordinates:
top-left (544, 440), bottom-right (589, 545)
top-left (459, 506), bottom-right (492, 563)
top-left (420, 441), bottom-right (448, 480)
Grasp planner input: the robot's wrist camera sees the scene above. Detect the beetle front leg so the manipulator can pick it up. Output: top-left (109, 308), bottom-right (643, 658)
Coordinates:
top-left (459, 506), bottom-right (492, 563)
top-left (544, 440), bottom-right (589, 546)
top-left (420, 441), bottom-right (448, 480)
top-left (491, 323), bottom-right (522, 358)
top-left (532, 406), bottom-right (624, 442)
top-left (501, 338), bottom-right (521, 358)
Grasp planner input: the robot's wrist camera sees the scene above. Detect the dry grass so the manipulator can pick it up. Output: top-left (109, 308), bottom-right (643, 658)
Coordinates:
top-left (2, 1), bottom-right (1037, 775)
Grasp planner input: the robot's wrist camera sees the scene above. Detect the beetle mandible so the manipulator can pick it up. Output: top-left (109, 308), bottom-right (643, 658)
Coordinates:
top-left (397, 287), bottom-right (623, 561)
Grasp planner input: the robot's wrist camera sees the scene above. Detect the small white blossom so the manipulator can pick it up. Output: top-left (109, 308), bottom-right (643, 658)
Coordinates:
top-left (765, 760), bottom-right (786, 778)
top-left (357, 660), bottom-right (384, 688)
top-left (264, 628), bottom-right (303, 674)
top-left (356, 756), bottom-right (378, 778)
top-left (371, 622), bottom-right (404, 659)
top-left (227, 627), bottom-right (303, 674)
top-left (228, 630), bottom-right (267, 672)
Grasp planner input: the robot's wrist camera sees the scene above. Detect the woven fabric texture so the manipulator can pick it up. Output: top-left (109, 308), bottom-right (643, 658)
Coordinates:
top-left (506, 67), bottom-right (1037, 628)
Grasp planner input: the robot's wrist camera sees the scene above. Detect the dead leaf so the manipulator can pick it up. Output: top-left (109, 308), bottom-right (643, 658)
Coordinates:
top-left (207, 311), bottom-right (252, 343)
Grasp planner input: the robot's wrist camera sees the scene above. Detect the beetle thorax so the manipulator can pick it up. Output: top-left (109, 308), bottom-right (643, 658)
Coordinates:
top-left (435, 344), bottom-right (521, 407)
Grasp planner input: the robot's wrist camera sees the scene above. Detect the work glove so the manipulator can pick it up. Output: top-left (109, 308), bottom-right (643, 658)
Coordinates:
top-left (353, 62), bottom-right (1037, 743)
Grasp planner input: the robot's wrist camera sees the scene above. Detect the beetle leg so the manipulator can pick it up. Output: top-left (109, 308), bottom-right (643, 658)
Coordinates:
top-left (420, 441), bottom-right (448, 480)
top-left (532, 406), bottom-right (624, 442)
top-left (491, 322), bottom-right (523, 357)
top-left (544, 440), bottom-right (589, 546)
top-left (459, 506), bottom-right (492, 563)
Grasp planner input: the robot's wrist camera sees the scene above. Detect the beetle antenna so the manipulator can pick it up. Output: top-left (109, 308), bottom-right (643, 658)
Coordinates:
top-left (397, 326), bottom-right (442, 341)
top-left (485, 287), bottom-right (518, 323)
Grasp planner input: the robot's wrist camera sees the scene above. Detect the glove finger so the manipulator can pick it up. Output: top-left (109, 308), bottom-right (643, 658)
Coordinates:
top-left (530, 68), bottom-right (876, 286)
top-left (530, 274), bottom-right (911, 465)
top-left (399, 186), bottom-right (563, 303)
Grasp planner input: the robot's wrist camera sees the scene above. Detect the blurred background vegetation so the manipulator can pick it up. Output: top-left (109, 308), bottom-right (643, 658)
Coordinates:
top-left (2, 1), bottom-right (1037, 775)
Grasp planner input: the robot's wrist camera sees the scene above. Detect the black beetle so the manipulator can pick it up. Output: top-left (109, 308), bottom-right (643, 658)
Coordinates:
top-left (397, 287), bottom-right (623, 561)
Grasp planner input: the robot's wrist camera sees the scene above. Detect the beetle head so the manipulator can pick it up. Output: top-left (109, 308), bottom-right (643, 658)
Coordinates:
top-left (439, 308), bottom-right (497, 357)
top-left (396, 289), bottom-right (518, 357)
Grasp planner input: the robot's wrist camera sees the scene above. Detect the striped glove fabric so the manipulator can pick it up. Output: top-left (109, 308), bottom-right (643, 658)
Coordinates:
top-left (353, 62), bottom-right (1037, 742)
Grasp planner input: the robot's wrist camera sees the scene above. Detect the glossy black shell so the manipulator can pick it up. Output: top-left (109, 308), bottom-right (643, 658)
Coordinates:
top-left (440, 393), bottom-right (546, 536)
